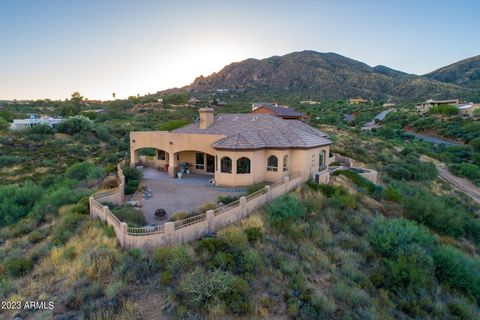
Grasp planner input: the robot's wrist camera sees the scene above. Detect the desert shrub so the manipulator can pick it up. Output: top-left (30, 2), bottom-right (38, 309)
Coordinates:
top-left (111, 206), bottom-right (146, 227)
top-left (449, 163), bottom-right (480, 181)
top-left (123, 167), bottom-right (142, 195)
top-left (29, 123), bottom-right (54, 134)
top-left (85, 247), bottom-right (119, 281)
top-left (180, 267), bottom-right (251, 314)
top-left (244, 226), bottom-right (263, 243)
top-left (307, 180), bottom-right (345, 197)
top-left (153, 245), bottom-right (193, 274)
top-left (57, 115), bottom-right (94, 134)
top-left (157, 119), bottom-right (190, 131)
top-left (101, 175), bottom-right (119, 189)
top-left (4, 257), bottom-right (33, 277)
top-left (0, 155), bottom-right (25, 166)
top-left (114, 249), bottom-right (157, 284)
top-left (266, 195), bottom-right (307, 231)
top-left (0, 117), bottom-right (8, 131)
top-left (51, 212), bottom-right (84, 245)
top-left (217, 195), bottom-right (239, 204)
top-left (246, 183), bottom-right (267, 195)
top-left (385, 154), bottom-right (437, 181)
top-left (65, 162), bottom-right (95, 181)
top-left (429, 104), bottom-right (459, 115)
top-left (32, 186), bottom-right (90, 219)
top-left (169, 211), bottom-right (191, 221)
top-left (332, 169), bottom-right (376, 193)
top-left (383, 244), bottom-right (434, 293)
top-left (433, 246), bottom-right (480, 303)
top-left (401, 188), bottom-right (468, 238)
top-left (384, 186), bottom-right (401, 202)
top-left (0, 181), bottom-right (43, 227)
top-left (367, 217), bottom-right (437, 258)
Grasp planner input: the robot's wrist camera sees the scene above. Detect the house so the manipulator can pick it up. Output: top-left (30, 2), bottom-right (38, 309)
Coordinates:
top-left (10, 114), bottom-right (64, 130)
top-left (383, 103), bottom-right (395, 108)
top-left (130, 108), bottom-right (332, 187)
top-left (250, 103), bottom-right (309, 122)
top-left (416, 99), bottom-right (460, 112)
top-left (343, 113), bottom-right (356, 124)
top-left (188, 97), bottom-right (200, 104)
top-left (349, 98), bottom-right (369, 104)
top-left (457, 103), bottom-right (480, 117)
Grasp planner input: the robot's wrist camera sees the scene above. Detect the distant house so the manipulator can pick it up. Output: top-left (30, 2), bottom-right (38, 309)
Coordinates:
top-left (349, 98), bottom-right (369, 104)
top-left (416, 99), bottom-right (479, 116)
top-left (81, 108), bottom-right (105, 114)
top-left (416, 99), bottom-right (460, 112)
top-left (300, 100), bottom-right (321, 105)
top-left (188, 97), bottom-right (200, 104)
top-left (383, 103), bottom-right (396, 108)
top-left (216, 88), bottom-right (229, 93)
top-left (10, 114), bottom-right (64, 130)
top-left (457, 103), bottom-right (480, 117)
top-left (343, 113), bottom-right (356, 124)
top-left (250, 103), bottom-right (309, 122)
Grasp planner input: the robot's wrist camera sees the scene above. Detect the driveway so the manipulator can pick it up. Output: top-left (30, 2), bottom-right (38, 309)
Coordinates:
top-left (133, 168), bottom-right (244, 224)
top-left (421, 155), bottom-right (480, 204)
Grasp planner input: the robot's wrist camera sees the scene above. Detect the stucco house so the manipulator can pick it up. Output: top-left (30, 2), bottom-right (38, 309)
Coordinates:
top-left (130, 108), bottom-right (333, 187)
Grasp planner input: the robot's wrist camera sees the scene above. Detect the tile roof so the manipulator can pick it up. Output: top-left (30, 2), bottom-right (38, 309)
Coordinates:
top-left (173, 114), bottom-right (331, 150)
top-left (259, 105), bottom-right (306, 117)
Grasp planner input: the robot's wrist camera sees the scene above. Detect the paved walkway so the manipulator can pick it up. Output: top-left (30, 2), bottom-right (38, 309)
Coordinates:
top-left (134, 168), bottom-right (244, 225)
top-left (421, 155), bottom-right (480, 204)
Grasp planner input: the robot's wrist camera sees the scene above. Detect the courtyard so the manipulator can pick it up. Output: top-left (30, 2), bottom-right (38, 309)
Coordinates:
top-left (133, 167), bottom-right (244, 224)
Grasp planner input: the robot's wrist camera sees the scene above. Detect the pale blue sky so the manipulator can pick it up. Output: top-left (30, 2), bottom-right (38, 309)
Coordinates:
top-left (0, 0), bottom-right (479, 100)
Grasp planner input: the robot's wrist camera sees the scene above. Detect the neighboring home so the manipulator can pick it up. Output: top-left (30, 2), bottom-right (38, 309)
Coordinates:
top-left (10, 114), bottom-right (64, 130)
top-left (416, 99), bottom-right (460, 112)
top-left (361, 109), bottom-right (393, 131)
top-left (188, 97), bottom-right (200, 104)
top-left (81, 108), bottom-right (105, 114)
top-left (130, 108), bottom-right (333, 187)
top-left (383, 103), bottom-right (395, 108)
top-left (250, 103), bottom-right (309, 122)
top-left (457, 103), bottom-right (480, 117)
top-left (416, 99), bottom-right (479, 116)
top-left (216, 88), bottom-right (229, 93)
top-left (300, 100), bottom-right (321, 105)
top-left (343, 113), bottom-right (356, 124)
top-left (349, 98), bottom-right (369, 104)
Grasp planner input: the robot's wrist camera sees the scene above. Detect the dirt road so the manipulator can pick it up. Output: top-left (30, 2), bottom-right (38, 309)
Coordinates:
top-left (421, 155), bottom-right (480, 204)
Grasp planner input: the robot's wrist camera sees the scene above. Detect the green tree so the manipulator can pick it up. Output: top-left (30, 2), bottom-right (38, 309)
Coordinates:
top-left (0, 117), bottom-right (9, 131)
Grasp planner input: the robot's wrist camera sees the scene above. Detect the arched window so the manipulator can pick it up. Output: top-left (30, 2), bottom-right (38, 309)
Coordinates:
top-left (283, 155), bottom-right (288, 172)
top-left (267, 155), bottom-right (278, 172)
top-left (319, 150), bottom-right (326, 170)
top-left (237, 157), bottom-right (251, 174)
top-left (221, 157), bottom-right (232, 173)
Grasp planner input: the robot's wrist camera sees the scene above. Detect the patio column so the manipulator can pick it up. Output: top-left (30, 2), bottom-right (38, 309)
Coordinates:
top-left (168, 152), bottom-right (178, 178)
top-left (130, 149), bottom-right (139, 167)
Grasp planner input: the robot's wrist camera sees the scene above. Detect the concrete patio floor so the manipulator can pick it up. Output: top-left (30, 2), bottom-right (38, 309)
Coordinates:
top-left (133, 167), bottom-right (244, 225)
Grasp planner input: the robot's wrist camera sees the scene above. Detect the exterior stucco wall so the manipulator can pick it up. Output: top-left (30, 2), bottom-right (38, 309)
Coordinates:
top-left (131, 131), bottom-right (330, 187)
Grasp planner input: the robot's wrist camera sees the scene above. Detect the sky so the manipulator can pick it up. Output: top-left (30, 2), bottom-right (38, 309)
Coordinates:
top-left (0, 0), bottom-right (479, 100)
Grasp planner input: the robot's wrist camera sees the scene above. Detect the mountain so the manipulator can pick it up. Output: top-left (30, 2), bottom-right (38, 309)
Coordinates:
top-left (182, 51), bottom-right (480, 102)
top-left (424, 55), bottom-right (480, 89)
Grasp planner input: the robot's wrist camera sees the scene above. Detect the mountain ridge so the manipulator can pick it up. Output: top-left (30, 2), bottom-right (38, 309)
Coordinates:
top-left (159, 50), bottom-right (480, 102)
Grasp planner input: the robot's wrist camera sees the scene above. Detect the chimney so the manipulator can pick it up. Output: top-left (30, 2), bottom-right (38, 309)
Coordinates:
top-left (199, 107), bottom-right (215, 129)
